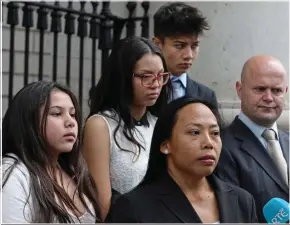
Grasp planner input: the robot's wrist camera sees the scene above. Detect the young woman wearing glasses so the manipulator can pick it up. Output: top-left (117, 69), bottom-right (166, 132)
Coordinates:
top-left (83, 36), bottom-right (171, 221)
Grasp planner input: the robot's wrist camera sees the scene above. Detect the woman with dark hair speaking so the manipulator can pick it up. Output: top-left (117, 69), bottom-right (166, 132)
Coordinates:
top-left (2, 81), bottom-right (101, 223)
top-left (83, 36), bottom-right (171, 220)
top-left (106, 97), bottom-right (258, 223)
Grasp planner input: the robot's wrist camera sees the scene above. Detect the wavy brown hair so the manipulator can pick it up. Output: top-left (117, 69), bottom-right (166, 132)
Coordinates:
top-left (2, 81), bottom-right (101, 223)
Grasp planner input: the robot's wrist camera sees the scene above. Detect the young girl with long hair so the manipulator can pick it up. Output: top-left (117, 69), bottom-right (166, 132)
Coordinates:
top-left (2, 81), bottom-right (101, 223)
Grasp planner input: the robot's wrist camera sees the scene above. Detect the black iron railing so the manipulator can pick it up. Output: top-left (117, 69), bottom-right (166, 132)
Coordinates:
top-left (4, 1), bottom-right (150, 118)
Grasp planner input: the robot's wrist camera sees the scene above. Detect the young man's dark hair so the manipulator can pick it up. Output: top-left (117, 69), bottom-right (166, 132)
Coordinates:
top-left (153, 2), bottom-right (218, 108)
top-left (154, 2), bottom-right (209, 40)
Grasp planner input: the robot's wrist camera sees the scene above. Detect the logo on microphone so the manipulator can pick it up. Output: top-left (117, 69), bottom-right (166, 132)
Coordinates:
top-left (271, 208), bottom-right (289, 223)
top-left (263, 198), bottom-right (290, 224)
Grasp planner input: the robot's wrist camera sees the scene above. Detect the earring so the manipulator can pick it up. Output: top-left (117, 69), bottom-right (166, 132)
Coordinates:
top-left (164, 149), bottom-right (169, 154)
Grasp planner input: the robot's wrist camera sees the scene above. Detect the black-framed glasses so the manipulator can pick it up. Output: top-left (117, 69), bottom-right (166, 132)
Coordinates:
top-left (133, 72), bottom-right (170, 87)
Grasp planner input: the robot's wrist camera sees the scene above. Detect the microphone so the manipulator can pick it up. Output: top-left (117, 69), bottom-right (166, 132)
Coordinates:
top-left (263, 198), bottom-right (289, 224)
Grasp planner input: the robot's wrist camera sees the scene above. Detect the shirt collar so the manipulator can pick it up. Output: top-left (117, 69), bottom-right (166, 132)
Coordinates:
top-left (132, 111), bottom-right (149, 127)
top-left (238, 111), bottom-right (279, 140)
top-left (170, 73), bottom-right (187, 88)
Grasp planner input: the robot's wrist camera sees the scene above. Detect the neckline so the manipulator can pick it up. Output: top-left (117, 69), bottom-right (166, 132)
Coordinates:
top-left (54, 194), bottom-right (93, 220)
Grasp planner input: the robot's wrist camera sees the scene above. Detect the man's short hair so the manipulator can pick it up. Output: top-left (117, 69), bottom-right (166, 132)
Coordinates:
top-left (154, 2), bottom-right (210, 39)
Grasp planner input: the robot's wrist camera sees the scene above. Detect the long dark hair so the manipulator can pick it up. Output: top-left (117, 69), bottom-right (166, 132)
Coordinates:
top-left (88, 36), bottom-right (170, 157)
top-left (140, 97), bottom-right (223, 186)
top-left (2, 81), bottom-right (101, 223)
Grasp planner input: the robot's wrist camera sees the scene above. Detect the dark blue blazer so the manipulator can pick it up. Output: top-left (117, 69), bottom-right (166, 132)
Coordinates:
top-left (185, 75), bottom-right (218, 108)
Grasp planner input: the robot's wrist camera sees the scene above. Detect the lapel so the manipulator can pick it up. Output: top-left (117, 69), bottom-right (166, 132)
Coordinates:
top-left (185, 75), bottom-right (199, 97)
top-left (278, 131), bottom-right (289, 167)
top-left (231, 117), bottom-right (289, 193)
top-left (279, 131), bottom-right (289, 184)
top-left (208, 175), bottom-right (239, 223)
top-left (154, 173), bottom-right (239, 223)
top-left (154, 173), bottom-right (202, 223)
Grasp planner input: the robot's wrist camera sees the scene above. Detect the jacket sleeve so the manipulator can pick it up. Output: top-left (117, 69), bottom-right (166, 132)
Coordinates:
top-left (250, 195), bottom-right (258, 223)
top-left (105, 195), bottom-right (140, 223)
top-left (2, 163), bottom-right (32, 223)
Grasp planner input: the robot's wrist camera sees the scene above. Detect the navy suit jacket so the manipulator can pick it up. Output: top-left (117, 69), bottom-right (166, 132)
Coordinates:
top-left (215, 116), bottom-right (289, 222)
top-left (185, 75), bottom-right (218, 108)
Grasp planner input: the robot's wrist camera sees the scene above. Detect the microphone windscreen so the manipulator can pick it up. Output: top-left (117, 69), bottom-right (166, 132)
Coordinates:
top-left (263, 198), bottom-right (289, 224)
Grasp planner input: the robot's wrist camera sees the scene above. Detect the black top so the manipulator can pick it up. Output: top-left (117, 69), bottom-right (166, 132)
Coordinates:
top-left (106, 172), bottom-right (258, 223)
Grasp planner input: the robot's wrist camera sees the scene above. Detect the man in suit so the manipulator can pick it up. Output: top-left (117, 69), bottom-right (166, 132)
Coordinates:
top-left (215, 54), bottom-right (289, 223)
top-left (153, 3), bottom-right (218, 107)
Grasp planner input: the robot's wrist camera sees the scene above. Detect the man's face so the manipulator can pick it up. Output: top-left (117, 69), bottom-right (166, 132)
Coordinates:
top-left (154, 35), bottom-right (200, 76)
top-left (236, 62), bottom-right (288, 127)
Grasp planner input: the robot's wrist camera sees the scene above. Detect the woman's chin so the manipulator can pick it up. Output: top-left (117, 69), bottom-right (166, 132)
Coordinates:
top-left (145, 99), bottom-right (158, 107)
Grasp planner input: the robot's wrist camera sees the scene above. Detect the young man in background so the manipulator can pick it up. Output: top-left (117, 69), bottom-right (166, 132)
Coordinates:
top-left (153, 2), bottom-right (218, 107)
